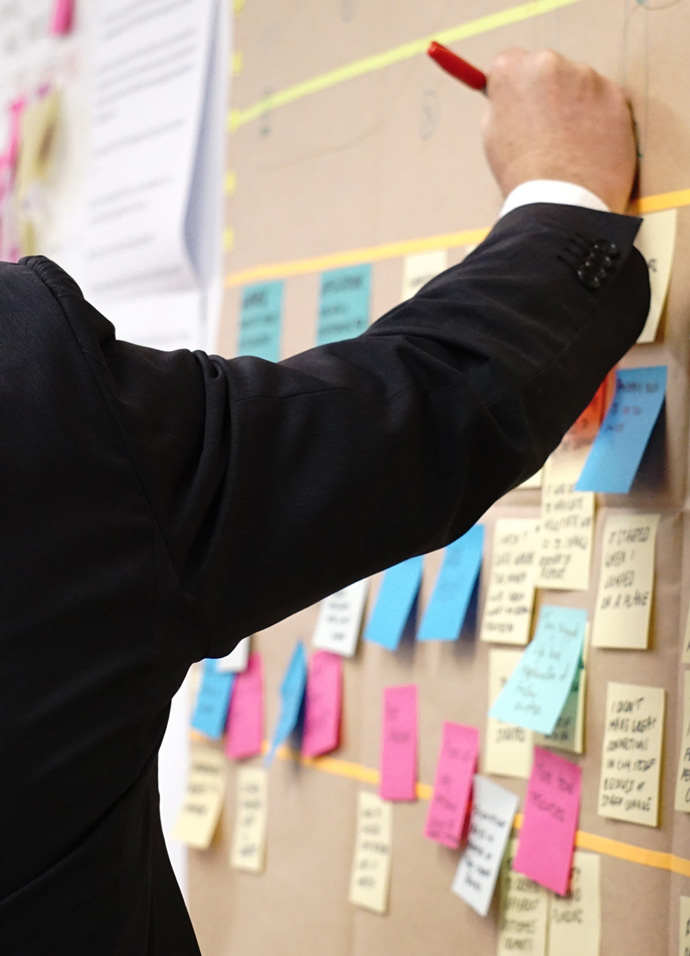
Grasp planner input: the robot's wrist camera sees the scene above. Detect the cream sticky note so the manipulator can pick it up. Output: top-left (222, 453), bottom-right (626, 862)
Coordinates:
top-left (380, 685), bottom-right (417, 801)
top-left (349, 791), bottom-right (393, 914)
top-left (230, 767), bottom-right (268, 872)
top-left (548, 851), bottom-right (601, 956)
top-left (536, 455), bottom-right (595, 591)
top-left (535, 628), bottom-right (589, 755)
top-left (635, 208), bottom-right (677, 344)
top-left (401, 250), bottom-right (448, 300)
top-left (674, 671), bottom-right (690, 813)
top-left (424, 723), bottom-right (479, 848)
top-left (451, 775), bottom-right (520, 917)
top-left (485, 649), bottom-right (534, 779)
top-left (680, 896), bottom-right (690, 956)
top-left (497, 839), bottom-right (549, 956)
top-left (518, 468), bottom-right (543, 490)
top-left (312, 579), bottom-right (369, 657)
top-left (591, 513), bottom-right (660, 649)
top-left (597, 682), bottom-right (665, 827)
top-left (301, 651), bottom-right (342, 758)
top-left (480, 518), bottom-right (539, 646)
top-left (172, 747), bottom-right (227, 849)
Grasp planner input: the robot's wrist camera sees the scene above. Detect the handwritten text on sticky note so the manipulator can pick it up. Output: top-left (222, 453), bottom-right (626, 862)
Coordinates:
top-left (424, 723), bottom-right (479, 848)
top-left (349, 791), bottom-right (393, 914)
top-left (301, 651), bottom-right (342, 758)
top-left (380, 685), bottom-right (418, 801)
top-left (418, 525), bottom-right (484, 641)
top-left (230, 767), bottom-right (268, 872)
top-left (481, 518), bottom-right (539, 645)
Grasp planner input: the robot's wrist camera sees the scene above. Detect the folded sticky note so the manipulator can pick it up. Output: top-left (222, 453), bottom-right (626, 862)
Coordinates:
top-left (418, 525), bottom-right (484, 641)
top-left (424, 723), bottom-right (479, 847)
top-left (490, 606), bottom-right (586, 735)
top-left (317, 264), bottom-right (371, 345)
top-left (365, 556), bottom-right (423, 651)
top-left (191, 659), bottom-right (235, 739)
top-left (312, 579), bottom-right (369, 657)
top-left (225, 652), bottom-right (263, 760)
top-left (485, 648), bottom-right (535, 779)
top-left (301, 651), bottom-right (342, 758)
top-left (50, 0), bottom-right (75, 35)
top-left (515, 747), bottom-right (582, 895)
top-left (173, 746), bottom-right (228, 849)
top-left (380, 685), bottom-right (418, 801)
top-left (265, 642), bottom-right (307, 766)
top-left (238, 280), bottom-right (283, 362)
top-left (575, 366), bottom-right (667, 494)
top-left (480, 518), bottom-right (539, 646)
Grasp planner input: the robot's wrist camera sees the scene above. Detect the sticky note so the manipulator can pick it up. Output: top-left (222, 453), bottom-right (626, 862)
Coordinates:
top-left (7, 98), bottom-right (27, 171)
top-left (597, 681), bottom-right (665, 827)
top-left (535, 629), bottom-right (589, 755)
top-left (552, 381), bottom-right (608, 484)
top-left (548, 852), bottom-right (601, 956)
top-left (401, 250), bottom-right (448, 300)
top-left (674, 671), bottom-right (690, 813)
top-left (536, 455), bottom-right (595, 590)
top-left (50, 0), bottom-right (75, 35)
top-left (238, 281), bottom-right (283, 362)
top-left (216, 636), bottom-right (250, 673)
top-left (682, 605), bottom-right (690, 665)
top-left (518, 468), bottom-right (543, 489)
top-left (15, 91), bottom-right (61, 199)
top-left (265, 642), bottom-right (307, 766)
top-left (635, 209), bottom-right (677, 343)
top-left (680, 897), bottom-right (690, 956)
top-left (480, 518), bottom-right (539, 645)
top-left (514, 747), bottom-right (582, 895)
top-left (424, 723), bottom-right (479, 848)
top-left (317, 264), bottom-right (371, 345)
top-left (191, 659), bottom-right (235, 739)
top-left (497, 839), bottom-right (549, 956)
top-left (418, 525), bottom-right (484, 641)
top-left (301, 651), bottom-right (342, 758)
top-left (230, 767), bottom-right (268, 872)
top-left (380, 685), bottom-right (418, 801)
top-left (576, 366), bottom-right (667, 495)
top-left (365, 556), bottom-right (423, 651)
top-left (312, 579), bottom-right (368, 657)
top-left (451, 775), bottom-right (520, 917)
top-left (485, 649), bottom-right (534, 779)
top-left (591, 513), bottom-right (660, 649)
top-left (172, 746), bottom-right (227, 849)
top-left (490, 606), bottom-right (587, 736)
top-left (349, 790), bottom-right (393, 914)
top-left (225, 652), bottom-right (263, 760)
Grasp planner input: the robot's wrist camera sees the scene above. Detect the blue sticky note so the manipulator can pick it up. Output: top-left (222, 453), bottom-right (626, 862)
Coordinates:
top-left (238, 280), bottom-right (284, 362)
top-left (265, 642), bottom-right (308, 766)
top-left (575, 366), bottom-right (667, 494)
top-left (418, 525), bottom-right (485, 641)
top-left (191, 659), bottom-right (235, 739)
top-left (317, 264), bottom-right (371, 345)
top-left (489, 606), bottom-right (586, 735)
top-left (365, 556), bottom-right (424, 651)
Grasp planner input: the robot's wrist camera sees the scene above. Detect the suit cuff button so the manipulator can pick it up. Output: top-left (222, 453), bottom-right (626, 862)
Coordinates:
top-left (593, 239), bottom-right (620, 258)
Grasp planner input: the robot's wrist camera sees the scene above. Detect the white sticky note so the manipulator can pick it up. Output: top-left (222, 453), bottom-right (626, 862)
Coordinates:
top-left (348, 790), bottom-right (393, 914)
top-left (548, 852), bottom-right (601, 956)
top-left (401, 250), bottom-right (448, 300)
top-left (312, 579), bottom-right (369, 657)
top-left (480, 519), bottom-right (539, 646)
top-left (591, 514), bottom-right (660, 650)
top-left (451, 775), bottom-right (520, 917)
top-left (216, 636), bottom-right (250, 673)
top-left (497, 839), bottom-right (549, 956)
top-left (172, 746), bottom-right (227, 849)
top-left (635, 208), bottom-right (677, 343)
top-left (679, 896), bottom-right (690, 956)
top-left (230, 767), bottom-right (268, 873)
top-left (485, 649), bottom-right (534, 779)
top-left (597, 682), bottom-right (665, 827)
top-left (674, 671), bottom-right (690, 813)
top-left (536, 456), bottom-right (595, 591)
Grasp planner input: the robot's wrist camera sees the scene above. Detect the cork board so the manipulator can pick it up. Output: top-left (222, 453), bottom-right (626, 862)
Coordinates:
top-left (188, 1), bottom-right (690, 953)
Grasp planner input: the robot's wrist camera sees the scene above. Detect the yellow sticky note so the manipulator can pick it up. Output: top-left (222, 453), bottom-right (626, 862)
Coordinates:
top-left (597, 682), bottom-right (665, 827)
top-left (680, 896), bottom-right (690, 956)
top-left (535, 627), bottom-right (589, 755)
top-left (480, 518), bottom-right (539, 645)
top-left (225, 170), bottom-right (237, 195)
top-left (484, 649), bottom-right (534, 779)
top-left (348, 790), bottom-right (392, 914)
top-left (16, 90), bottom-right (61, 198)
top-left (518, 468), bottom-right (543, 489)
top-left (674, 671), bottom-right (690, 813)
top-left (548, 852), bottom-right (601, 955)
top-left (635, 209), bottom-right (677, 344)
top-left (400, 250), bottom-right (448, 301)
top-left (535, 456), bottom-right (595, 591)
top-left (232, 51), bottom-right (244, 75)
top-left (591, 514), bottom-right (659, 650)
top-left (172, 746), bottom-right (227, 849)
top-left (230, 766), bottom-right (268, 872)
top-left (497, 839), bottom-right (548, 956)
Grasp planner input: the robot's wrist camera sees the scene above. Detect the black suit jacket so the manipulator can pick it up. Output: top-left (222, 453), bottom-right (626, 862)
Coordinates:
top-left (0, 205), bottom-right (649, 954)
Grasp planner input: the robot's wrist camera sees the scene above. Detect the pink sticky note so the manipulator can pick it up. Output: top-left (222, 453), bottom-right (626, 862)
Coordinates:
top-left (301, 651), bottom-right (342, 758)
top-left (50, 0), bottom-right (75, 35)
top-left (514, 746), bottom-right (582, 895)
top-left (380, 685), bottom-right (418, 801)
top-left (7, 98), bottom-right (26, 171)
top-left (225, 653), bottom-right (263, 759)
top-left (424, 723), bottom-right (479, 848)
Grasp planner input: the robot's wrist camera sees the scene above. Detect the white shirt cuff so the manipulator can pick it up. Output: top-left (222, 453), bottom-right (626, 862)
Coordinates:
top-left (499, 180), bottom-right (610, 219)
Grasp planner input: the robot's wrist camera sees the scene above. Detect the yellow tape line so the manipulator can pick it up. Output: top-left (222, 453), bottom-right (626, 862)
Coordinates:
top-left (226, 187), bottom-right (690, 288)
top-left (228, 0), bottom-right (581, 131)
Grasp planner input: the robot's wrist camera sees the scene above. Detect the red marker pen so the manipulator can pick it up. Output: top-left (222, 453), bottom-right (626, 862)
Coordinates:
top-left (427, 41), bottom-right (487, 94)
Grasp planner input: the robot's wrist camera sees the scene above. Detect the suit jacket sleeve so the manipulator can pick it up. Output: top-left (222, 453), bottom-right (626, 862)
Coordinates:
top-left (24, 204), bottom-right (651, 659)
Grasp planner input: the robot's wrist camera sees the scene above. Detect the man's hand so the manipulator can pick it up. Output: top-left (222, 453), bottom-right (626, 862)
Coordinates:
top-left (483, 49), bottom-right (637, 214)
